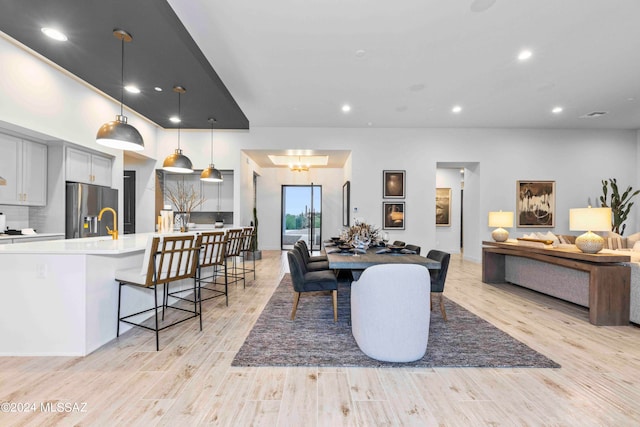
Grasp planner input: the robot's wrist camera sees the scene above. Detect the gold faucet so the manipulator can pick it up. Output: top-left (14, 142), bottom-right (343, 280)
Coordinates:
top-left (98, 207), bottom-right (118, 240)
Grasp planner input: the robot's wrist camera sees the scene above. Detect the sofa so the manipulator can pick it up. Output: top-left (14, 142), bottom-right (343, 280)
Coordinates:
top-left (505, 231), bottom-right (640, 325)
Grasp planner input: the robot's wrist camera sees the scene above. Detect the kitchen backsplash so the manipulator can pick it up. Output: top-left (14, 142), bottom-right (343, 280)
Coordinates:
top-left (190, 211), bottom-right (234, 225)
top-left (0, 205), bottom-right (30, 231)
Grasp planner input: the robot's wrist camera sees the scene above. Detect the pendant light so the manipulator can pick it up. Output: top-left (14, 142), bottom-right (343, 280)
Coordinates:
top-left (96, 29), bottom-right (144, 151)
top-left (162, 86), bottom-right (193, 173)
top-left (200, 117), bottom-right (223, 182)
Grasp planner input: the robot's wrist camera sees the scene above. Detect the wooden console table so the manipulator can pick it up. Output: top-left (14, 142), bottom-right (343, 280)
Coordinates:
top-left (482, 241), bottom-right (630, 326)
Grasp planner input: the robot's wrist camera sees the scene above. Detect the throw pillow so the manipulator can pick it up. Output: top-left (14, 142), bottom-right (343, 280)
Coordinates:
top-left (605, 236), bottom-right (627, 250)
top-left (627, 232), bottom-right (640, 248)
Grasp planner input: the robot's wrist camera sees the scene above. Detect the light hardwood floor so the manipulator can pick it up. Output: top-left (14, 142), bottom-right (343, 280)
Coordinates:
top-left (1, 251), bottom-right (639, 426)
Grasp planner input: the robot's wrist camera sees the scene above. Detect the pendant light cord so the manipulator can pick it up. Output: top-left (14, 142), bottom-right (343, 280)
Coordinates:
top-left (211, 120), bottom-right (219, 164)
top-left (120, 35), bottom-right (124, 117)
top-left (177, 91), bottom-right (182, 150)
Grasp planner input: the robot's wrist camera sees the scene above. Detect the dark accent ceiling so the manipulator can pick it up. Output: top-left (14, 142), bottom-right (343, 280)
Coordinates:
top-left (0, 0), bottom-right (249, 130)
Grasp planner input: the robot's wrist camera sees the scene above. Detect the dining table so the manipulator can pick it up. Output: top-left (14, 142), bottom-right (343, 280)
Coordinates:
top-left (325, 244), bottom-right (441, 279)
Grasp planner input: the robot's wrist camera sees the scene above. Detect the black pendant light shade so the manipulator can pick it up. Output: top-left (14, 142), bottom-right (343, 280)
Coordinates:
top-left (163, 148), bottom-right (193, 173)
top-left (96, 114), bottom-right (144, 151)
top-left (201, 117), bottom-right (223, 182)
top-left (96, 29), bottom-right (144, 151)
top-left (163, 86), bottom-right (193, 173)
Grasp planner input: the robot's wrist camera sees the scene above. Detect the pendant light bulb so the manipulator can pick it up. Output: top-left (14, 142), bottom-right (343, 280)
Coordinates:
top-left (163, 86), bottom-right (193, 173)
top-left (96, 29), bottom-right (144, 151)
top-left (201, 117), bottom-right (223, 182)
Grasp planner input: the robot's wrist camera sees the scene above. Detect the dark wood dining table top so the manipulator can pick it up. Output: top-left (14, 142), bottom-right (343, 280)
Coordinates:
top-left (325, 246), bottom-right (441, 270)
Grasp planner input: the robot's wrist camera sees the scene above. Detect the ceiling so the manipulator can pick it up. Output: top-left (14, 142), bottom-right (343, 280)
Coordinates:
top-left (2, 0), bottom-right (640, 133)
top-left (0, 0), bottom-right (248, 130)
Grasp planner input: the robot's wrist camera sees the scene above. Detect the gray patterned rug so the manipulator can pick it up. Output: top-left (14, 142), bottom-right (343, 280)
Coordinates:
top-left (232, 274), bottom-right (560, 368)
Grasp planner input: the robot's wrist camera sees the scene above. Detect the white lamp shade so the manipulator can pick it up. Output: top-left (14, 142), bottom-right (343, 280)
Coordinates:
top-left (569, 207), bottom-right (611, 232)
top-left (488, 211), bottom-right (514, 228)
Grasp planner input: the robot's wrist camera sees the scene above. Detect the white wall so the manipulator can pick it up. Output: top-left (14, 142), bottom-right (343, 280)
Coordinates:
top-left (436, 168), bottom-right (463, 254)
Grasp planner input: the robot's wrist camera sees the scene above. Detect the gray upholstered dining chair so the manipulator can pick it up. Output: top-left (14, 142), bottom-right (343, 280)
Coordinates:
top-left (296, 239), bottom-right (328, 262)
top-left (426, 249), bottom-right (451, 321)
top-left (286, 249), bottom-right (338, 322)
top-left (404, 244), bottom-right (421, 255)
top-left (392, 240), bottom-right (405, 247)
top-left (294, 241), bottom-right (330, 271)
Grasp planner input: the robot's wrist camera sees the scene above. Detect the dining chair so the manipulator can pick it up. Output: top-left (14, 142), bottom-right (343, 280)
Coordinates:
top-left (351, 263), bottom-right (430, 362)
top-left (392, 240), bottom-right (406, 247)
top-left (294, 241), bottom-right (330, 271)
top-left (115, 234), bottom-right (202, 351)
top-left (426, 249), bottom-right (451, 321)
top-left (404, 244), bottom-right (421, 255)
top-left (296, 239), bottom-right (328, 262)
top-left (287, 249), bottom-right (338, 322)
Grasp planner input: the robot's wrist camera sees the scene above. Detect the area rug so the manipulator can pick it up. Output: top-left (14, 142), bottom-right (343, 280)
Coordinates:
top-left (232, 274), bottom-right (560, 368)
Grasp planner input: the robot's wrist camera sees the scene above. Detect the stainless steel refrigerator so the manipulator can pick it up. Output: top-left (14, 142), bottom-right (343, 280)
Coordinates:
top-left (66, 182), bottom-right (118, 239)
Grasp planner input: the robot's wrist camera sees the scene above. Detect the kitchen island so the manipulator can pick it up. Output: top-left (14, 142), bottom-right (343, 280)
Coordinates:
top-left (0, 234), bottom-right (163, 356)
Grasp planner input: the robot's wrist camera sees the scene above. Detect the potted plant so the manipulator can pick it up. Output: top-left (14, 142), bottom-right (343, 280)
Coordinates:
top-left (246, 206), bottom-right (262, 260)
top-left (599, 178), bottom-right (640, 235)
top-left (165, 180), bottom-right (205, 231)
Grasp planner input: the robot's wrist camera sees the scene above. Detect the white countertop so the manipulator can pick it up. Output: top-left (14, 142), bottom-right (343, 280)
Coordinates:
top-left (0, 227), bottom-right (244, 255)
top-left (0, 232), bottom-right (65, 241)
top-left (0, 233), bottom-right (151, 255)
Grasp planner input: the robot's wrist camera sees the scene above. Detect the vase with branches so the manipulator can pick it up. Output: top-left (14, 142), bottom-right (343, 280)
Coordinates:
top-left (600, 178), bottom-right (640, 235)
top-left (165, 180), bottom-right (205, 231)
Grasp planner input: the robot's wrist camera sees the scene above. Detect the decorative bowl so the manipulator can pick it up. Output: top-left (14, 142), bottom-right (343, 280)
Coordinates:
top-left (387, 245), bottom-right (404, 253)
top-left (338, 244), bottom-right (352, 252)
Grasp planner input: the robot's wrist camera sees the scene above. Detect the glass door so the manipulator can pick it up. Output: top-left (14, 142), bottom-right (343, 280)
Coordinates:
top-left (282, 184), bottom-right (322, 251)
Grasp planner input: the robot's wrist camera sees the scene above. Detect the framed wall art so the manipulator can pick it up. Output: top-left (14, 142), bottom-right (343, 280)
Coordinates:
top-left (516, 180), bottom-right (555, 227)
top-left (383, 170), bottom-right (405, 199)
top-left (342, 181), bottom-right (350, 227)
top-left (435, 187), bottom-right (452, 226)
top-left (383, 201), bottom-right (405, 230)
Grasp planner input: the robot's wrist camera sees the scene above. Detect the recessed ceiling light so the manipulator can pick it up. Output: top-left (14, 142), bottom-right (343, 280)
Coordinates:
top-left (551, 106), bottom-right (563, 114)
top-left (154, 87), bottom-right (163, 92)
top-left (518, 50), bottom-right (533, 61)
top-left (355, 49), bottom-right (366, 57)
top-left (169, 116), bottom-right (181, 123)
top-left (452, 105), bottom-right (462, 114)
top-left (41, 27), bottom-right (68, 41)
top-left (124, 85), bottom-right (140, 94)
top-left (342, 104), bottom-right (351, 113)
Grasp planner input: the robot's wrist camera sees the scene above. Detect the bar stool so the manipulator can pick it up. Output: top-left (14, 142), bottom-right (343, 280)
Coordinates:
top-left (197, 231), bottom-right (229, 306)
top-left (240, 226), bottom-right (256, 281)
top-left (115, 234), bottom-right (202, 351)
top-left (224, 228), bottom-right (246, 288)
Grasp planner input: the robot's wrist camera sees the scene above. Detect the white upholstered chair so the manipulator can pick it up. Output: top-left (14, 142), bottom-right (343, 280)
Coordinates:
top-left (351, 263), bottom-right (430, 362)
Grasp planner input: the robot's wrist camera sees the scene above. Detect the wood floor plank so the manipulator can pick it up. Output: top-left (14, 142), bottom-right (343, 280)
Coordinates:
top-left (277, 367), bottom-right (318, 427)
top-left (317, 371), bottom-right (357, 426)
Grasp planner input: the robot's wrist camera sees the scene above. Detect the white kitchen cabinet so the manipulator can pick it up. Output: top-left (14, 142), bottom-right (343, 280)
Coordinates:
top-left (0, 134), bottom-right (47, 206)
top-left (201, 171), bottom-right (234, 212)
top-left (164, 171), bottom-right (233, 213)
top-left (66, 146), bottom-right (112, 186)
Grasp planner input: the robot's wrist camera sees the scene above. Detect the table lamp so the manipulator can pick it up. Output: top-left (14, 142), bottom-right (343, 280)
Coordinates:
top-left (569, 207), bottom-right (611, 253)
top-left (488, 211), bottom-right (514, 242)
